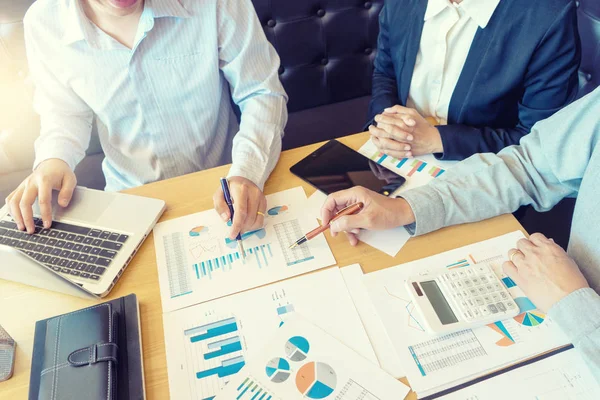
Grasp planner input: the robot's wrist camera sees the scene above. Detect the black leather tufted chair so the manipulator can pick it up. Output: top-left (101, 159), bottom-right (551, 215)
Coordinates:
top-left (250, 0), bottom-right (384, 149)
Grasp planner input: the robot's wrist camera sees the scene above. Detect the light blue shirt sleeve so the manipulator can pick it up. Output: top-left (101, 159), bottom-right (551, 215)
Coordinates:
top-left (218, 0), bottom-right (288, 188)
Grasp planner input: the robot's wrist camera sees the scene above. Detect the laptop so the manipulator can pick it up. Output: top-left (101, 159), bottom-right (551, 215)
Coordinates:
top-left (0, 187), bottom-right (165, 299)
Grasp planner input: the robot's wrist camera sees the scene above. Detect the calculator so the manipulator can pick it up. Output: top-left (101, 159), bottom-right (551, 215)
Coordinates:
top-left (406, 263), bottom-right (520, 334)
top-left (0, 325), bottom-right (16, 382)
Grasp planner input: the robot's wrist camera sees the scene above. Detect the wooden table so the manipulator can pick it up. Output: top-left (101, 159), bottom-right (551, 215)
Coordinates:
top-left (0, 132), bottom-right (525, 399)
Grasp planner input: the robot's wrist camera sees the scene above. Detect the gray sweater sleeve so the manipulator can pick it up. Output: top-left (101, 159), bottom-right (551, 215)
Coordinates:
top-left (401, 89), bottom-right (599, 236)
top-left (401, 89), bottom-right (600, 379)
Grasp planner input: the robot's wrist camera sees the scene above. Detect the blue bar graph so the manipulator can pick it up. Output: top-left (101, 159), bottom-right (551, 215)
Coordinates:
top-left (185, 317), bottom-right (238, 342)
top-left (208, 335), bottom-right (240, 349)
top-left (236, 377), bottom-right (273, 400)
top-left (276, 304), bottom-right (295, 316)
top-left (377, 154), bottom-right (388, 163)
top-left (397, 158), bottom-right (408, 168)
top-left (196, 358), bottom-right (246, 379)
top-left (194, 244), bottom-right (274, 279)
top-left (204, 340), bottom-right (242, 360)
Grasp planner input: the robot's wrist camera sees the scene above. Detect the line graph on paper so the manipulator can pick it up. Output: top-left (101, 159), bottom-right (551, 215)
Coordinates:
top-left (384, 287), bottom-right (425, 332)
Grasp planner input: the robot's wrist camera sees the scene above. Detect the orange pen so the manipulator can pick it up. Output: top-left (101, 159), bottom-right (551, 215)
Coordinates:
top-left (289, 202), bottom-right (364, 249)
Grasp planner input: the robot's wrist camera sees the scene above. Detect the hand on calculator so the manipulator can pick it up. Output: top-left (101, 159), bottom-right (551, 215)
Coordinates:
top-left (503, 233), bottom-right (589, 312)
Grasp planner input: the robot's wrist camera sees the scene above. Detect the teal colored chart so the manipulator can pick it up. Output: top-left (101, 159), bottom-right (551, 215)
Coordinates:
top-left (266, 357), bottom-right (291, 383)
top-left (285, 336), bottom-right (310, 362)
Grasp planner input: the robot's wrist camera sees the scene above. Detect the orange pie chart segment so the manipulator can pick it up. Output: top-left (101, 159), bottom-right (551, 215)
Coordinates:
top-left (295, 362), bottom-right (316, 394)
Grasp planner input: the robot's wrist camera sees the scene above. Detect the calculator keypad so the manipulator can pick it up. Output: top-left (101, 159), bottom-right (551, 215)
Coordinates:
top-left (437, 264), bottom-right (516, 321)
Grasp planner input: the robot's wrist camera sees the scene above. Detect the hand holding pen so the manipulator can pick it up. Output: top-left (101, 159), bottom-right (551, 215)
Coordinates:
top-left (290, 202), bottom-right (364, 249)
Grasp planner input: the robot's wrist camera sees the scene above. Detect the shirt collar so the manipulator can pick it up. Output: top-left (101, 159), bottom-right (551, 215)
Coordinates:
top-left (424, 0), bottom-right (500, 29)
top-left (61, 0), bottom-right (191, 46)
top-left (460, 0), bottom-right (500, 29)
top-left (148, 0), bottom-right (191, 19)
top-left (61, 0), bottom-right (91, 46)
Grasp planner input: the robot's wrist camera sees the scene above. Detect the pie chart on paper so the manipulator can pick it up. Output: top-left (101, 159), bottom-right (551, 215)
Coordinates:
top-left (285, 336), bottom-right (310, 362)
top-left (295, 362), bottom-right (337, 399)
top-left (265, 357), bottom-right (291, 383)
top-left (268, 205), bottom-right (289, 216)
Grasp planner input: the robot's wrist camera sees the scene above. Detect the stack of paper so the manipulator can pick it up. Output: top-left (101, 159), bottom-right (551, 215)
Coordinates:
top-left (214, 315), bottom-right (411, 400)
top-left (341, 232), bottom-right (572, 397)
top-left (161, 268), bottom-right (380, 400)
top-left (358, 139), bottom-right (458, 194)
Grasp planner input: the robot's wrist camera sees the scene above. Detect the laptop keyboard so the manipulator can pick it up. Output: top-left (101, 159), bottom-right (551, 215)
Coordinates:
top-left (0, 217), bottom-right (128, 282)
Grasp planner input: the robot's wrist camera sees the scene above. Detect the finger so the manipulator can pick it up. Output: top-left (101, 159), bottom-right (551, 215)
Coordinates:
top-left (529, 232), bottom-right (550, 246)
top-left (7, 186), bottom-right (26, 231)
top-left (244, 191), bottom-right (260, 233)
top-left (321, 188), bottom-right (363, 226)
top-left (374, 115), bottom-right (415, 138)
top-left (345, 231), bottom-right (359, 246)
top-left (383, 105), bottom-right (411, 114)
top-left (516, 238), bottom-right (536, 254)
top-left (212, 188), bottom-right (231, 222)
top-left (58, 173), bottom-right (77, 207)
top-left (372, 135), bottom-right (412, 154)
top-left (369, 123), bottom-right (414, 143)
top-left (19, 183), bottom-right (40, 234)
top-left (330, 213), bottom-right (370, 234)
top-left (507, 248), bottom-right (526, 265)
top-left (37, 178), bottom-right (54, 229)
top-left (255, 195), bottom-right (267, 229)
top-left (229, 185), bottom-right (248, 239)
top-left (502, 261), bottom-right (526, 287)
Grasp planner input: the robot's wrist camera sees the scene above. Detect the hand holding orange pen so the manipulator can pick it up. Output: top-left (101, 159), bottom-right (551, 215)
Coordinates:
top-left (289, 202), bottom-right (364, 249)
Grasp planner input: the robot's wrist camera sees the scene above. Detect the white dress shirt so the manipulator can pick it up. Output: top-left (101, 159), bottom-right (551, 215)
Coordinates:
top-left (23, 0), bottom-right (288, 191)
top-left (407, 0), bottom-right (500, 125)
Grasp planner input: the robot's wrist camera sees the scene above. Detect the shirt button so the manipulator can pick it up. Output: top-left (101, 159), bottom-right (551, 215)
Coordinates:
top-left (364, 48), bottom-right (372, 55)
top-left (364, 1), bottom-right (372, 9)
top-left (586, 73), bottom-right (593, 82)
top-left (267, 19), bottom-right (276, 28)
top-left (317, 9), bottom-right (326, 17)
top-left (278, 66), bottom-right (285, 75)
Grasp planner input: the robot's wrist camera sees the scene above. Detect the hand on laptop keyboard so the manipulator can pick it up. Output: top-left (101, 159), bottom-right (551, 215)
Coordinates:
top-left (0, 217), bottom-right (128, 282)
top-left (4, 159), bottom-right (76, 234)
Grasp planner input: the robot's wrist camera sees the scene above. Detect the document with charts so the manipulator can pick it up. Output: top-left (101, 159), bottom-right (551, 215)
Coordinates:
top-left (214, 314), bottom-right (410, 400)
top-left (441, 348), bottom-right (600, 400)
top-left (163, 268), bottom-right (378, 400)
top-left (358, 139), bottom-right (458, 193)
top-left (360, 231), bottom-right (571, 397)
top-left (153, 186), bottom-right (336, 312)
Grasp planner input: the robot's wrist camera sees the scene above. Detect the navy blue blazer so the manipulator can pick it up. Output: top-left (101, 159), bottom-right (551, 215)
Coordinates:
top-left (368, 0), bottom-right (581, 160)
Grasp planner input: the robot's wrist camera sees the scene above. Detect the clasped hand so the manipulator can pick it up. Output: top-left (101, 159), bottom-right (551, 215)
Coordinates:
top-left (369, 105), bottom-right (443, 158)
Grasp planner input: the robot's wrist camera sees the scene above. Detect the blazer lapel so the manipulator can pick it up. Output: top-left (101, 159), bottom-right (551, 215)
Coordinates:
top-left (448, 1), bottom-right (505, 123)
top-left (399, 0), bottom-right (427, 105)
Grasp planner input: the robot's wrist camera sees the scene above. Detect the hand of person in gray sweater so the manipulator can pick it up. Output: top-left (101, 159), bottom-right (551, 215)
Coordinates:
top-left (321, 87), bottom-right (600, 380)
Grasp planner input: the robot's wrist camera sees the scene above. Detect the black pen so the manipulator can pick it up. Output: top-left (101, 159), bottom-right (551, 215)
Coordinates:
top-left (220, 178), bottom-right (246, 258)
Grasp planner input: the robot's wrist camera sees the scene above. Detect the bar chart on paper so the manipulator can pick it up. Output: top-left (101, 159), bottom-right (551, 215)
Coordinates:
top-left (182, 316), bottom-right (246, 400)
top-left (154, 187), bottom-right (336, 312)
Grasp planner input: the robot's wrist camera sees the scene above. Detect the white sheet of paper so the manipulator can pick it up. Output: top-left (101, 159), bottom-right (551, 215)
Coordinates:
top-left (340, 264), bottom-right (407, 378)
top-left (304, 190), bottom-right (410, 257)
top-left (214, 314), bottom-right (411, 400)
top-left (163, 267), bottom-right (378, 400)
top-left (362, 231), bottom-right (571, 397)
top-left (440, 348), bottom-right (600, 400)
top-left (358, 138), bottom-right (458, 194)
top-left (153, 187), bottom-right (336, 312)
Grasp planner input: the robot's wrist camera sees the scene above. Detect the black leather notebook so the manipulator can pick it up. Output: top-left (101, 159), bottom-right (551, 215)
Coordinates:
top-left (29, 294), bottom-right (145, 400)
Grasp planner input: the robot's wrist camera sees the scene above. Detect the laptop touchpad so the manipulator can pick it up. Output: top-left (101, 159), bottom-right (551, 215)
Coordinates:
top-left (33, 188), bottom-right (113, 223)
